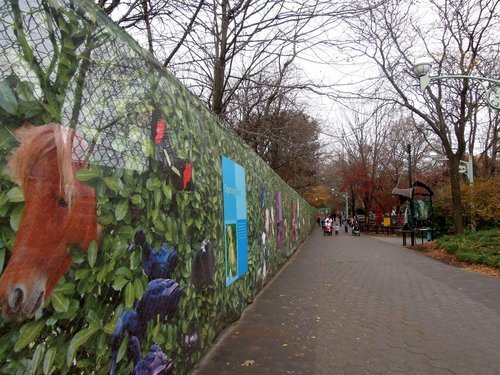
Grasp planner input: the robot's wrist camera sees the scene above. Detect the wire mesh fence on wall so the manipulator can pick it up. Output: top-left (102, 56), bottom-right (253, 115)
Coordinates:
top-left (0, 0), bottom-right (316, 374)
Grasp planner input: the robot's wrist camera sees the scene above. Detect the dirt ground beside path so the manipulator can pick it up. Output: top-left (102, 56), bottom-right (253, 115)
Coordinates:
top-left (410, 241), bottom-right (500, 277)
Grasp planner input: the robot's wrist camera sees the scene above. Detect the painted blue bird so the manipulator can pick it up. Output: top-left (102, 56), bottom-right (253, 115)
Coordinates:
top-left (109, 310), bottom-right (139, 375)
top-left (128, 229), bottom-right (178, 280)
top-left (109, 279), bottom-right (184, 374)
top-left (135, 278), bottom-right (185, 323)
top-left (128, 336), bottom-right (174, 375)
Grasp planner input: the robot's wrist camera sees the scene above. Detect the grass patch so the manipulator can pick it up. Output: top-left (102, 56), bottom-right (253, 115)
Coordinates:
top-left (435, 228), bottom-right (500, 268)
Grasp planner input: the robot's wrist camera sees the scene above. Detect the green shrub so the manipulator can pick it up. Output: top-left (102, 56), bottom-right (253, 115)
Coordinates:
top-left (435, 229), bottom-right (500, 268)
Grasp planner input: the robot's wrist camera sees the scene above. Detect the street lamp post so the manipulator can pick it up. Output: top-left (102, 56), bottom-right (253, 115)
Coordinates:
top-left (413, 60), bottom-right (489, 233)
top-left (331, 189), bottom-right (350, 220)
top-left (413, 60), bottom-right (500, 110)
top-left (407, 144), bottom-right (416, 246)
top-left (342, 192), bottom-right (349, 220)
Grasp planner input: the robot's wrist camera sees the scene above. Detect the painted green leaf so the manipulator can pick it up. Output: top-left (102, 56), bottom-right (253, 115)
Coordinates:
top-left (133, 277), bottom-right (144, 300)
top-left (69, 245), bottom-right (85, 264)
top-left (96, 265), bottom-right (109, 282)
top-left (112, 276), bottom-right (129, 291)
top-left (53, 282), bottom-right (75, 295)
top-left (115, 199), bottom-right (129, 221)
top-left (29, 342), bottom-right (45, 373)
top-left (0, 79), bottom-right (18, 115)
top-left (145, 140), bottom-right (155, 157)
top-left (96, 330), bottom-right (107, 352)
top-left (9, 205), bottom-right (24, 231)
top-left (111, 138), bottom-right (126, 152)
top-left (103, 321), bottom-right (117, 335)
top-left (43, 346), bottom-right (56, 375)
top-left (14, 320), bottom-right (45, 352)
top-left (51, 293), bottom-right (69, 313)
top-left (7, 187), bottom-right (24, 202)
top-left (125, 282), bottom-right (135, 308)
top-left (0, 193), bottom-right (8, 208)
top-left (116, 334), bottom-right (128, 365)
top-left (87, 240), bottom-right (98, 267)
top-left (146, 178), bottom-right (154, 191)
top-left (171, 164), bottom-right (181, 177)
top-left (16, 80), bottom-right (36, 101)
top-left (104, 176), bottom-right (124, 192)
top-left (151, 208), bottom-right (159, 220)
top-left (152, 216), bottom-right (165, 232)
top-left (165, 217), bottom-right (174, 242)
top-left (166, 324), bottom-right (175, 350)
top-left (66, 325), bottom-right (99, 366)
top-left (194, 217), bottom-right (203, 230)
top-left (75, 269), bottom-right (89, 280)
top-left (96, 180), bottom-right (107, 196)
top-left (87, 309), bottom-right (102, 328)
top-left (182, 265), bottom-right (191, 279)
top-left (115, 225), bottom-right (134, 240)
top-left (115, 267), bottom-right (133, 279)
top-left (130, 251), bottom-right (141, 270)
top-left (151, 321), bottom-right (160, 338)
top-left (97, 213), bottom-right (114, 225)
top-left (162, 182), bottom-right (172, 200)
top-left (153, 189), bottom-right (161, 208)
top-left (130, 194), bottom-right (143, 206)
top-left (181, 319), bottom-right (189, 332)
top-left (76, 167), bottom-right (101, 181)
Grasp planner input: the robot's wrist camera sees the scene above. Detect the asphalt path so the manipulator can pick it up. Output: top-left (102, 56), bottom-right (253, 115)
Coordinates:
top-left (190, 228), bottom-right (500, 374)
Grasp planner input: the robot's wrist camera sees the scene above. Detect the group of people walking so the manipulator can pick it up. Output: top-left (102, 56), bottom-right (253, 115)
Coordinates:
top-left (317, 214), bottom-right (360, 236)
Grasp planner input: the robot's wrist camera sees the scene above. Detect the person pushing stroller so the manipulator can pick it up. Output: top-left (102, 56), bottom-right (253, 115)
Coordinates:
top-left (351, 218), bottom-right (360, 236)
top-left (323, 216), bottom-right (333, 236)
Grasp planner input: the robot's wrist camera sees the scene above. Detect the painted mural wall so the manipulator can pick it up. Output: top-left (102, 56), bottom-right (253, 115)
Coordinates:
top-left (0, 0), bottom-right (316, 373)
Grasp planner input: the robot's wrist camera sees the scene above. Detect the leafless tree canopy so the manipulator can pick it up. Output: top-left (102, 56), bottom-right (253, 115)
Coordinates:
top-left (97, 0), bottom-right (499, 232)
top-left (325, 0), bottom-right (500, 233)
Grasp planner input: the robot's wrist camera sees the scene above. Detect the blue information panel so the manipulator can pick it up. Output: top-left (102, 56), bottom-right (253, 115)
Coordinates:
top-left (221, 156), bottom-right (248, 286)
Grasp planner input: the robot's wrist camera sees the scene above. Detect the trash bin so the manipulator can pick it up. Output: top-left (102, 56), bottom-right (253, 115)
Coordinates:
top-left (426, 228), bottom-right (433, 241)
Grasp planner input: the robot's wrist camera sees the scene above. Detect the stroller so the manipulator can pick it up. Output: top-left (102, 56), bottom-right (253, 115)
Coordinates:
top-left (324, 223), bottom-right (333, 236)
top-left (351, 223), bottom-right (360, 236)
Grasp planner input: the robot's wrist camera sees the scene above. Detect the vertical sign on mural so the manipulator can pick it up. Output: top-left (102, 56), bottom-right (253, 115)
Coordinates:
top-left (222, 156), bottom-right (248, 286)
top-left (275, 192), bottom-right (283, 251)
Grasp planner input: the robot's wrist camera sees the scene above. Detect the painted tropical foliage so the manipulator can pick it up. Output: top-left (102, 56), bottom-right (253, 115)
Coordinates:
top-left (0, 1), bottom-right (315, 373)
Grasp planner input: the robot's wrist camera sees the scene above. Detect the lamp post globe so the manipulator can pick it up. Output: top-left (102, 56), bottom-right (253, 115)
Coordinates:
top-left (413, 61), bottom-right (432, 77)
top-left (411, 57), bottom-right (500, 108)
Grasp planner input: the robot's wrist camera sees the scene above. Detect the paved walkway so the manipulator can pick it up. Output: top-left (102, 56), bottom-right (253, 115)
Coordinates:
top-left (190, 228), bottom-right (500, 374)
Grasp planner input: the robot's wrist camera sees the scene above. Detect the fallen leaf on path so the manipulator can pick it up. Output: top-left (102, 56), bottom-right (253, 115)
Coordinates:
top-left (241, 359), bottom-right (255, 366)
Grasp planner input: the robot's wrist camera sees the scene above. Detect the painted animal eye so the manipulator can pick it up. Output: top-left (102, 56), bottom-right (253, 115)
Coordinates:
top-left (57, 197), bottom-right (68, 208)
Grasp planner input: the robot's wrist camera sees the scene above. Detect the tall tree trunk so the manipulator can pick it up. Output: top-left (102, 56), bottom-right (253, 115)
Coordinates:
top-left (212, 0), bottom-right (228, 115)
top-left (141, 0), bottom-right (154, 53)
